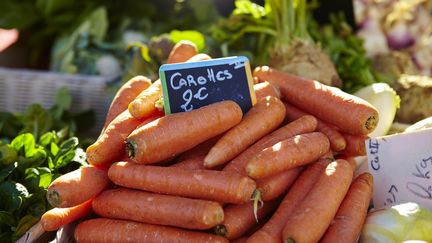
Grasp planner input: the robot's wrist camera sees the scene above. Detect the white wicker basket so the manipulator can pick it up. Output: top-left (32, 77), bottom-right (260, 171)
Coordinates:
top-left (0, 67), bottom-right (115, 133)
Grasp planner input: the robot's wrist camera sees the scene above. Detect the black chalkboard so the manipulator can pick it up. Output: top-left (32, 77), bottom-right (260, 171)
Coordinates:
top-left (159, 56), bottom-right (256, 114)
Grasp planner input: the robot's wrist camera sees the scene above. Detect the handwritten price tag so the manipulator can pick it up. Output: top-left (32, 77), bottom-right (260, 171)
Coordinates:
top-left (366, 128), bottom-right (432, 210)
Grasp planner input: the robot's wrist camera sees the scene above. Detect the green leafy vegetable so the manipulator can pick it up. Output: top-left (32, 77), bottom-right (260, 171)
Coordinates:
top-left (360, 202), bottom-right (432, 242)
top-left (169, 30), bottom-right (206, 52)
top-left (0, 130), bottom-right (86, 242)
top-left (309, 13), bottom-right (383, 93)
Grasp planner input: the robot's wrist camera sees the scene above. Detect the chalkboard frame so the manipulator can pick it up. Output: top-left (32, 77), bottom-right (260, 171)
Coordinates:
top-left (159, 56), bottom-right (256, 114)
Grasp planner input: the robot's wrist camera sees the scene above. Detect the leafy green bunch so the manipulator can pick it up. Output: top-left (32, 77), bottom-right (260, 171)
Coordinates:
top-left (0, 130), bottom-right (86, 242)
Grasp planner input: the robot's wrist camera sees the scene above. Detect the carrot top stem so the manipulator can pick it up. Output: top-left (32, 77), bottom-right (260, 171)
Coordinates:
top-left (366, 116), bottom-right (378, 131)
top-left (285, 238), bottom-right (296, 243)
top-left (214, 224), bottom-right (228, 237)
top-left (126, 139), bottom-right (136, 158)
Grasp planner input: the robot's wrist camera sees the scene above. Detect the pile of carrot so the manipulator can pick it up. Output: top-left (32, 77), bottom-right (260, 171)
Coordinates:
top-left (39, 41), bottom-right (376, 243)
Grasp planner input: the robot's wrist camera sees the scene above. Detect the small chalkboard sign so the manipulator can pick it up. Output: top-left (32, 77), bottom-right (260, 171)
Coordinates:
top-left (159, 56), bottom-right (256, 114)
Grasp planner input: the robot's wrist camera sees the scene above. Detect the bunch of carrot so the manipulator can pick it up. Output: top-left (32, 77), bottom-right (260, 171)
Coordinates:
top-left (37, 41), bottom-right (377, 243)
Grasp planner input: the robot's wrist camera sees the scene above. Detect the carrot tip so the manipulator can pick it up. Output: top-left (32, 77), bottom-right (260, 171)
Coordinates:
top-left (284, 237), bottom-right (296, 243)
top-left (125, 139), bottom-right (136, 158)
top-left (46, 190), bottom-right (61, 207)
top-left (214, 225), bottom-right (228, 237)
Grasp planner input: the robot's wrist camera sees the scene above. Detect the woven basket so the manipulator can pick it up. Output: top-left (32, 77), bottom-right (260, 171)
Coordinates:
top-left (0, 67), bottom-right (116, 133)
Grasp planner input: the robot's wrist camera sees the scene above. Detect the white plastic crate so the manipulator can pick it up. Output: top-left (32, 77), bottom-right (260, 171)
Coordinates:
top-left (0, 67), bottom-right (115, 133)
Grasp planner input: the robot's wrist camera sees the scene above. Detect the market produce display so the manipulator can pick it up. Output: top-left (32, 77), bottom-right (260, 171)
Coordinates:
top-left (1, 1), bottom-right (432, 242)
top-left (26, 42), bottom-right (383, 243)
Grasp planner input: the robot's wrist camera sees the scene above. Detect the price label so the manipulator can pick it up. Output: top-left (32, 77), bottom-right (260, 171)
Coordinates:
top-left (366, 128), bottom-right (432, 210)
top-left (159, 56), bottom-right (256, 114)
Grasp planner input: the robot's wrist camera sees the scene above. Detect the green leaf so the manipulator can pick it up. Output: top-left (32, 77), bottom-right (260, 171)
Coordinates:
top-left (11, 133), bottom-right (35, 157)
top-left (0, 144), bottom-right (18, 165)
top-left (169, 30), bottom-right (206, 51)
top-left (38, 173), bottom-right (52, 189)
top-left (233, 0), bottom-right (267, 18)
top-left (50, 142), bottom-right (59, 157)
top-left (24, 167), bottom-right (52, 191)
top-left (19, 105), bottom-right (53, 139)
top-left (0, 211), bottom-right (16, 227)
top-left (0, 182), bottom-right (29, 212)
top-left (12, 215), bottom-right (39, 240)
top-left (0, 162), bottom-right (17, 182)
top-left (38, 131), bottom-right (56, 147)
top-left (59, 137), bottom-right (78, 154)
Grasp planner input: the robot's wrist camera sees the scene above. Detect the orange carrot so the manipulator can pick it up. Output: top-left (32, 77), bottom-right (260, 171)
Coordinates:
top-left (336, 154), bottom-right (358, 170)
top-left (74, 218), bottom-right (229, 243)
top-left (167, 40), bottom-right (198, 64)
top-left (128, 80), bottom-right (163, 119)
top-left (257, 167), bottom-right (302, 202)
top-left (41, 199), bottom-right (92, 231)
top-left (47, 166), bottom-right (110, 208)
top-left (173, 154), bottom-right (207, 170)
top-left (205, 97), bottom-right (286, 168)
top-left (108, 162), bottom-right (256, 204)
top-left (246, 132), bottom-right (330, 179)
top-left (102, 76), bottom-right (152, 130)
top-left (127, 100), bottom-right (242, 164)
top-left (254, 66), bottom-right (379, 135)
top-left (284, 102), bottom-right (346, 151)
top-left (175, 135), bottom-right (220, 162)
top-left (233, 237), bottom-right (249, 243)
top-left (214, 200), bottom-right (279, 240)
top-left (341, 133), bottom-right (368, 156)
top-left (173, 136), bottom-right (223, 170)
top-left (86, 111), bottom-right (161, 165)
top-left (321, 173), bottom-right (373, 243)
top-left (223, 115), bottom-right (318, 175)
top-left (247, 160), bottom-right (331, 243)
top-left (254, 81), bottom-right (281, 100)
top-left (93, 188), bottom-right (224, 230)
top-left (282, 159), bottom-right (354, 243)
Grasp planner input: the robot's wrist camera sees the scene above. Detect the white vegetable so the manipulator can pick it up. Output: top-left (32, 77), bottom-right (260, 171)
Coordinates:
top-left (354, 83), bottom-right (400, 137)
top-left (95, 55), bottom-right (122, 77)
top-left (360, 202), bottom-right (432, 243)
top-left (405, 117), bottom-right (432, 133)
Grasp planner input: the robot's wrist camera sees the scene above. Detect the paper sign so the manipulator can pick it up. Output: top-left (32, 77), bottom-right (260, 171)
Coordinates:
top-left (159, 56), bottom-right (256, 114)
top-left (366, 128), bottom-right (432, 210)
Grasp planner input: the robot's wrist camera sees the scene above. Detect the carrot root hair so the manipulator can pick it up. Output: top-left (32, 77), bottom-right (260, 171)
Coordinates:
top-left (251, 189), bottom-right (263, 222)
